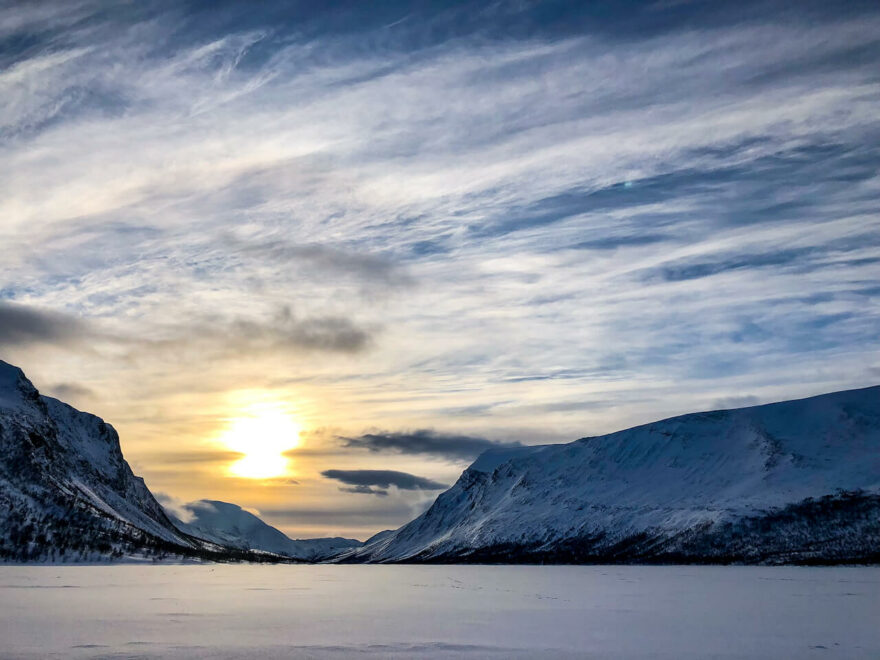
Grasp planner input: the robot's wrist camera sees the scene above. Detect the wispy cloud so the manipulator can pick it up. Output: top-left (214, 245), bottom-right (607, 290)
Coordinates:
top-left (220, 307), bottom-right (373, 354)
top-left (1, 0), bottom-right (879, 537)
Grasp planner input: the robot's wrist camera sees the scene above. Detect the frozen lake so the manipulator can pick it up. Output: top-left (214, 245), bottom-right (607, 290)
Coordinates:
top-left (0, 565), bottom-right (878, 659)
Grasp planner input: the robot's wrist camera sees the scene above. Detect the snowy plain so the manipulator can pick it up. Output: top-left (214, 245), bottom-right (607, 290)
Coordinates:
top-left (0, 565), bottom-right (878, 659)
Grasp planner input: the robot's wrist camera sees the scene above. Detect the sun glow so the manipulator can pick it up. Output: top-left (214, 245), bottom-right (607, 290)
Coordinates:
top-left (218, 401), bottom-right (301, 479)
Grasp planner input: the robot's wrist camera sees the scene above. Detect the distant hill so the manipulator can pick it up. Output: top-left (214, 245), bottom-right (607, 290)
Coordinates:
top-left (167, 499), bottom-right (361, 561)
top-left (340, 386), bottom-right (880, 564)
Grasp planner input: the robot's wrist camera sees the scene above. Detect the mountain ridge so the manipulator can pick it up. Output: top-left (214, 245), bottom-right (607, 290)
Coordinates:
top-left (166, 499), bottom-right (362, 561)
top-left (339, 384), bottom-right (880, 564)
top-left (3, 358), bottom-right (878, 564)
top-left (0, 360), bottom-right (311, 563)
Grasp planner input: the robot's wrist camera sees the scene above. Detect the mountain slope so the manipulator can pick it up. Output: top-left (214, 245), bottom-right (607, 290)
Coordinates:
top-left (343, 386), bottom-right (880, 564)
top-left (0, 360), bottom-right (281, 562)
top-left (167, 499), bottom-right (362, 560)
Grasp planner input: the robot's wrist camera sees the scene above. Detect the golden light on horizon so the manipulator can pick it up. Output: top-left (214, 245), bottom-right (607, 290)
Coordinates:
top-left (217, 401), bottom-right (302, 480)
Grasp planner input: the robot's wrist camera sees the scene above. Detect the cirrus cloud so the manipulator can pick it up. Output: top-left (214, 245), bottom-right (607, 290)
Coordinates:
top-left (1, 0), bottom-right (879, 539)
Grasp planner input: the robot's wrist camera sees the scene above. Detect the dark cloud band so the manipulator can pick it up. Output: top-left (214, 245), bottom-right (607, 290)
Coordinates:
top-left (340, 429), bottom-right (522, 462)
top-left (321, 469), bottom-right (448, 497)
top-left (0, 301), bottom-right (88, 347)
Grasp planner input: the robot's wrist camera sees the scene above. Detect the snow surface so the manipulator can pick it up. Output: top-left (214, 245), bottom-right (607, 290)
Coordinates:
top-left (347, 385), bottom-right (880, 562)
top-left (0, 565), bottom-right (877, 659)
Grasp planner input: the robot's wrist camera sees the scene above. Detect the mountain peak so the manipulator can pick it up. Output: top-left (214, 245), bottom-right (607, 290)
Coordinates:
top-left (0, 359), bottom-right (40, 411)
top-left (166, 498), bottom-right (363, 560)
top-left (0, 359), bottom-right (206, 562)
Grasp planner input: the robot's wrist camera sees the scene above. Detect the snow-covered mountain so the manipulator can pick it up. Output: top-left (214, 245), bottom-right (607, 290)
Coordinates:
top-left (342, 386), bottom-right (880, 564)
top-left (5, 356), bottom-right (877, 565)
top-left (167, 499), bottom-right (361, 560)
top-left (0, 360), bottom-right (287, 562)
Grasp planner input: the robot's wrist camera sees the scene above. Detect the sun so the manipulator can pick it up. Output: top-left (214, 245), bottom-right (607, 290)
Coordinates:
top-left (218, 401), bottom-right (301, 479)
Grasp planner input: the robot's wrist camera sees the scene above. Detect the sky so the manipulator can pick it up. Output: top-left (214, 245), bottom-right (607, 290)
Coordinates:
top-left (1, 0), bottom-right (879, 540)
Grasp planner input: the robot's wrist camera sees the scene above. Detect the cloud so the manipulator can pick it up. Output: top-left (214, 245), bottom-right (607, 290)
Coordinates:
top-left (0, 301), bottom-right (89, 347)
top-left (157, 496), bottom-right (265, 525)
top-left (321, 469), bottom-right (449, 497)
top-left (711, 395), bottom-right (762, 410)
top-left (137, 449), bottom-right (245, 466)
top-left (154, 492), bottom-right (198, 524)
top-left (341, 429), bottom-right (522, 462)
top-left (1, 0), bottom-right (880, 540)
top-left (225, 306), bottom-right (373, 354)
top-left (340, 485), bottom-right (389, 497)
top-left (129, 305), bottom-right (376, 362)
top-left (229, 237), bottom-right (414, 289)
top-left (0, 298), bottom-right (371, 359)
top-left (46, 381), bottom-right (96, 401)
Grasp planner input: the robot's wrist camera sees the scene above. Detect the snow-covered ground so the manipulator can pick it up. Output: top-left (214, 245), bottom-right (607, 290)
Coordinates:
top-left (0, 565), bottom-right (877, 659)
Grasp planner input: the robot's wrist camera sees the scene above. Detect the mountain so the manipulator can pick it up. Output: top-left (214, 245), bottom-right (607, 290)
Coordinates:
top-left (341, 386), bottom-right (880, 564)
top-left (0, 360), bottom-right (288, 562)
top-left (166, 499), bottom-right (362, 560)
top-left (5, 356), bottom-right (877, 565)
